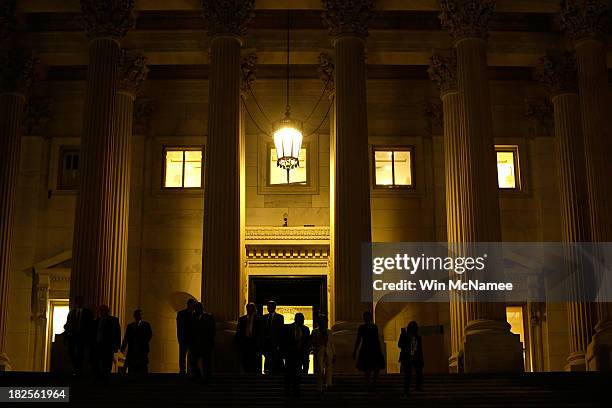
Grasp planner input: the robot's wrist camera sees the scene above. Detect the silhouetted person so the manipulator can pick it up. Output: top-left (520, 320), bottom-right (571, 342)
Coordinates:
top-left (91, 305), bottom-right (121, 384)
top-left (236, 302), bottom-right (262, 373)
top-left (311, 314), bottom-right (335, 392)
top-left (398, 320), bottom-right (424, 396)
top-left (190, 302), bottom-right (215, 383)
top-left (262, 300), bottom-right (284, 374)
top-left (64, 296), bottom-right (94, 376)
top-left (353, 311), bottom-right (385, 390)
top-left (120, 309), bottom-right (152, 375)
top-left (177, 298), bottom-right (196, 375)
top-left (281, 313), bottom-right (310, 398)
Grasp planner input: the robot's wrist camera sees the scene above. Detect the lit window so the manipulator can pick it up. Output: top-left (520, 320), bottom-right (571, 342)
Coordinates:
top-left (506, 305), bottom-right (526, 366)
top-left (373, 148), bottom-right (413, 188)
top-left (58, 148), bottom-right (79, 190)
top-left (496, 146), bottom-right (519, 190)
top-left (51, 303), bottom-right (69, 342)
top-left (163, 148), bottom-right (203, 188)
top-left (269, 147), bottom-right (307, 185)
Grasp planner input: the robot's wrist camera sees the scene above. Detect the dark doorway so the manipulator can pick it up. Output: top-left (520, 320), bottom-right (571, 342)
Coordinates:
top-left (248, 276), bottom-right (327, 319)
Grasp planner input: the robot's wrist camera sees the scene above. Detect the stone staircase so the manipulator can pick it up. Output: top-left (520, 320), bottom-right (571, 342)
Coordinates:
top-left (0, 372), bottom-right (606, 407)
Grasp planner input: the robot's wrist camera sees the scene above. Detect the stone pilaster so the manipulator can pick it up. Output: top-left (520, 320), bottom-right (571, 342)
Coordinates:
top-left (535, 50), bottom-right (595, 371)
top-left (323, 0), bottom-right (374, 372)
top-left (439, 0), bottom-right (523, 373)
top-left (0, 50), bottom-right (37, 370)
top-left (561, 0), bottom-right (612, 371)
top-left (201, 0), bottom-right (254, 372)
top-left (70, 0), bottom-right (134, 314)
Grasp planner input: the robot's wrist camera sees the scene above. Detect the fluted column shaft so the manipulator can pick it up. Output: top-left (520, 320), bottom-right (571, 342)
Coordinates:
top-left (202, 36), bottom-right (242, 322)
top-left (0, 92), bottom-right (25, 356)
top-left (70, 38), bottom-right (122, 311)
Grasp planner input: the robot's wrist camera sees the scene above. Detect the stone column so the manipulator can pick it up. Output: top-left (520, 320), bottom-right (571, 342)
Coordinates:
top-left (428, 50), bottom-right (469, 372)
top-left (70, 0), bottom-right (134, 313)
top-left (561, 0), bottom-right (612, 371)
top-left (535, 50), bottom-right (595, 371)
top-left (439, 0), bottom-right (523, 372)
top-left (0, 51), bottom-right (37, 370)
top-left (201, 0), bottom-right (254, 372)
top-left (323, 0), bottom-right (374, 372)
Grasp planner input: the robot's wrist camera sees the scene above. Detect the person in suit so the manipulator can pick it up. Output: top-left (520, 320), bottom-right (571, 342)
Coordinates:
top-left (176, 298), bottom-right (196, 375)
top-left (120, 309), bottom-right (153, 375)
top-left (190, 302), bottom-right (215, 383)
top-left (311, 314), bottom-right (335, 392)
top-left (63, 296), bottom-right (94, 376)
top-left (91, 305), bottom-right (121, 384)
top-left (262, 300), bottom-right (284, 374)
top-left (353, 311), bottom-right (385, 390)
top-left (281, 313), bottom-right (310, 398)
top-left (398, 320), bottom-right (424, 396)
top-left (236, 302), bottom-right (262, 373)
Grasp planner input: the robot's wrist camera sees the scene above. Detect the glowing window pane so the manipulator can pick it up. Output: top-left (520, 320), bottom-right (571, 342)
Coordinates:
top-left (496, 150), bottom-right (517, 189)
top-left (164, 150), bottom-right (184, 188)
top-left (270, 147), bottom-right (307, 185)
top-left (393, 151), bottom-right (412, 186)
top-left (184, 151), bottom-right (202, 188)
top-left (52, 304), bottom-right (69, 342)
top-left (375, 151), bottom-right (394, 186)
top-left (506, 306), bottom-right (525, 345)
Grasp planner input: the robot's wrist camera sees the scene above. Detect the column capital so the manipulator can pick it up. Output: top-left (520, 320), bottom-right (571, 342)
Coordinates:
top-left (80, 0), bottom-right (135, 41)
top-left (118, 50), bottom-right (148, 97)
top-left (0, 0), bottom-right (16, 43)
top-left (22, 97), bottom-right (53, 136)
top-left (439, 0), bottom-right (496, 41)
top-left (534, 51), bottom-right (578, 95)
top-left (201, 0), bottom-right (255, 39)
top-left (317, 52), bottom-right (335, 92)
top-left (0, 51), bottom-right (38, 96)
top-left (240, 53), bottom-right (257, 95)
top-left (322, 0), bottom-right (375, 39)
top-left (427, 49), bottom-right (458, 95)
top-left (561, 0), bottom-right (610, 43)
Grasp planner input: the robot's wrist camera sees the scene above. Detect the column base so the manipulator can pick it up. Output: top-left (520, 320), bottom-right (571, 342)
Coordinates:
top-left (0, 352), bottom-right (11, 371)
top-left (448, 351), bottom-right (463, 373)
top-left (331, 321), bottom-right (361, 373)
top-left (586, 322), bottom-right (612, 371)
top-left (463, 320), bottom-right (524, 373)
top-left (565, 351), bottom-right (587, 371)
top-left (212, 321), bottom-right (241, 373)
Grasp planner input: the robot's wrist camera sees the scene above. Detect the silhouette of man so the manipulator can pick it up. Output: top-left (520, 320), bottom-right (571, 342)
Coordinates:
top-left (190, 302), bottom-right (215, 383)
top-left (282, 313), bottom-right (310, 398)
top-left (262, 300), bottom-right (284, 374)
top-left (120, 309), bottom-right (152, 375)
top-left (176, 298), bottom-right (196, 375)
top-left (236, 302), bottom-right (262, 373)
top-left (64, 295), bottom-right (94, 376)
top-left (91, 305), bottom-right (121, 384)
top-left (398, 320), bottom-right (424, 396)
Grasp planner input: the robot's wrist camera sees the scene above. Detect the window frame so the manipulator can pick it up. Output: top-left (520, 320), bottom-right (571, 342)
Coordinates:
top-left (161, 145), bottom-right (204, 190)
top-left (267, 143), bottom-right (309, 187)
top-left (495, 144), bottom-right (521, 191)
top-left (372, 145), bottom-right (415, 190)
top-left (57, 146), bottom-right (80, 191)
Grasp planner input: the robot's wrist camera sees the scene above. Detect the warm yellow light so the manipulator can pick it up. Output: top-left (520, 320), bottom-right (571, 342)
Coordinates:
top-left (496, 150), bottom-right (517, 189)
top-left (273, 122), bottom-right (303, 170)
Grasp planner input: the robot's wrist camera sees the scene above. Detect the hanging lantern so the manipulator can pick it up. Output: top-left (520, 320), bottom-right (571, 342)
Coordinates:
top-left (273, 115), bottom-right (303, 179)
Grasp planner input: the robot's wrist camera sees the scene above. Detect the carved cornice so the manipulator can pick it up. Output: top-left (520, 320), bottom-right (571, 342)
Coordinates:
top-left (439, 0), bottom-right (496, 40)
top-left (427, 49), bottom-right (458, 95)
top-left (201, 0), bottom-right (255, 38)
top-left (424, 99), bottom-right (443, 135)
top-left (117, 50), bottom-right (149, 96)
top-left (561, 0), bottom-right (610, 43)
top-left (0, 0), bottom-right (16, 43)
top-left (245, 226), bottom-right (330, 242)
top-left (534, 51), bottom-right (578, 95)
top-left (22, 98), bottom-right (53, 136)
top-left (246, 246), bottom-right (330, 260)
top-left (0, 51), bottom-right (39, 96)
top-left (133, 97), bottom-right (154, 134)
top-left (317, 52), bottom-right (335, 91)
top-left (322, 0), bottom-right (375, 38)
top-left (240, 53), bottom-right (257, 94)
top-left (80, 0), bottom-right (135, 40)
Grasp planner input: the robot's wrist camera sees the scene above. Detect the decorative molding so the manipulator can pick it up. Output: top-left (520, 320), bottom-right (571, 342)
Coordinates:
top-left (201, 0), bottom-right (255, 38)
top-left (245, 226), bottom-right (330, 242)
top-left (534, 51), bottom-right (578, 95)
top-left (424, 99), bottom-right (443, 135)
top-left (240, 53), bottom-right (257, 94)
top-left (80, 0), bottom-right (135, 40)
top-left (439, 0), bottom-right (497, 40)
top-left (22, 98), bottom-right (53, 136)
top-left (317, 52), bottom-right (335, 91)
top-left (322, 0), bottom-right (375, 38)
top-left (246, 246), bottom-right (329, 260)
top-left (133, 97), bottom-right (154, 134)
top-left (247, 260), bottom-right (329, 269)
top-left (0, 51), bottom-right (39, 95)
top-left (428, 49), bottom-right (458, 95)
top-left (0, 0), bottom-right (16, 43)
top-left (118, 50), bottom-right (148, 96)
top-left (561, 0), bottom-right (610, 43)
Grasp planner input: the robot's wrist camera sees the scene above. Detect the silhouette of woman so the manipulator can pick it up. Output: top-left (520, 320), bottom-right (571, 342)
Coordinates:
top-left (353, 311), bottom-right (385, 389)
top-left (398, 320), bottom-right (424, 396)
